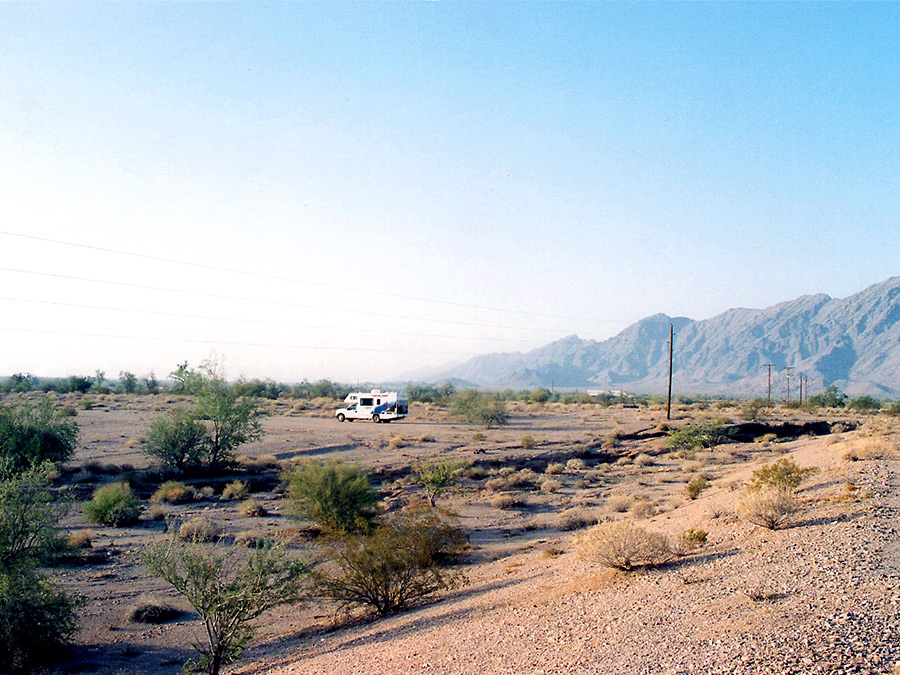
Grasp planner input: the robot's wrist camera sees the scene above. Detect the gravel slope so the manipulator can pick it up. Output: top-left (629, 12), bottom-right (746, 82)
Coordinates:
top-left (242, 440), bottom-right (899, 675)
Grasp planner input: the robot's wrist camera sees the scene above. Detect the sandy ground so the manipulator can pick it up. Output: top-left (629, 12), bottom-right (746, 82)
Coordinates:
top-left (20, 394), bottom-right (897, 675)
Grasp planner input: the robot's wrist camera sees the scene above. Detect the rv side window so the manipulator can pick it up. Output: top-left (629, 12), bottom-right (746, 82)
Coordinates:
top-left (360, 398), bottom-right (373, 406)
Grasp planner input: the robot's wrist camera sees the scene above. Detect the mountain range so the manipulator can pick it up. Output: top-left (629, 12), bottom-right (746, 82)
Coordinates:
top-left (427, 277), bottom-right (900, 397)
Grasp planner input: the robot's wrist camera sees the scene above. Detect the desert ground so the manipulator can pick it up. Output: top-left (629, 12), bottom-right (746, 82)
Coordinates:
top-left (22, 394), bottom-right (900, 675)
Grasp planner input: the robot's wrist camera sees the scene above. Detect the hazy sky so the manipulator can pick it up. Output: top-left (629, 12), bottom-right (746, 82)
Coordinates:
top-left (1, 3), bottom-right (898, 384)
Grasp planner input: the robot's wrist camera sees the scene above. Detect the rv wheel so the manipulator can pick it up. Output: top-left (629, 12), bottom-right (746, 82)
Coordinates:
top-left (337, 413), bottom-right (346, 422)
top-left (372, 414), bottom-right (381, 423)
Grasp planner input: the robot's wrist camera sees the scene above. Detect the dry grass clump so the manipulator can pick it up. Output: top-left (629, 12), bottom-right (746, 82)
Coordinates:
top-left (737, 487), bottom-right (798, 530)
top-left (566, 458), bottom-right (585, 472)
top-left (556, 507), bottom-right (599, 531)
top-left (676, 528), bottom-right (708, 554)
top-left (238, 454), bottom-right (280, 474)
top-left (419, 433), bottom-right (436, 443)
top-left (176, 516), bottom-right (223, 542)
top-left (628, 498), bottom-right (656, 519)
top-left (577, 521), bottom-right (672, 571)
top-left (151, 481), bottom-right (198, 505)
top-left (544, 462), bottom-right (565, 475)
top-left (497, 466), bottom-right (517, 477)
top-left (126, 597), bottom-right (182, 624)
top-left (387, 436), bottom-right (406, 449)
top-left (633, 453), bottom-right (654, 467)
top-left (606, 494), bottom-right (633, 513)
top-left (520, 435), bottom-right (536, 450)
top-left (484, 477), bottom-right (508, 492)
top-left (614, 455), bottom-right (632, 466)
top-left (508, 468), bottom-right (538, 488)
top-left (67, 529), bottom-right (94, 549)
top-left (238, 498), bottom-right (267, 517)
top-left (490, 493), bottom-right (522, 510)
top-left (234, 530), bottom-right (273, 548)
top-left (221, 480), bottom-right (249, 501)
top-left (540, 478), bottom-right (563, 494)
top-left (839, 438), bottom-right (896, 461)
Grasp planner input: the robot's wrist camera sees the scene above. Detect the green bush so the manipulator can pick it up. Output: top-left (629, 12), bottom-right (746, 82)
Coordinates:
top-left (0, 572), bottom-right (79, 672)
top-left (151, 480), bottom-right (199, 504)
top-left (807, 385), bottom-right (846, 409)
top-left (449, 391), bottom-right (508, 426)
top-left (145, 540), bottom-right (309, 675)
top-left (143, 408), bottom-right (208, 472)
top-left (315, 509), bottom-right (466, 616)
top-left (0, 468), bottom-right (79, 672)
top-left (0, 397), bottom-right (79, 477)
top-left (0, 468), bottom-right (64, 571)
top-left (413, 459), bottom-right (467, 507)
top-left (284, 460), bottom-right (379, 533)
top-left (83, 482), bottom-right (141, 527)
top-left (847, 395), bottom-right (881, 412)
top-left (685, 475), bottom-right (709, 500)
top-left (665, 422), bottom-right (728, 454)
top-left (747, 458), bottom-right (816, 492)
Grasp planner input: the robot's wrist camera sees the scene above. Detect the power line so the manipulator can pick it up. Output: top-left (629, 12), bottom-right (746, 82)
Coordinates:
top-left (0, 296), bottom-right (546, 345)
top-left (0, 229), bottom-right (624, 325)
top-left (0, 326), bottom-right (489, 357)
top-left (0, 267), bottom-right (565, 334)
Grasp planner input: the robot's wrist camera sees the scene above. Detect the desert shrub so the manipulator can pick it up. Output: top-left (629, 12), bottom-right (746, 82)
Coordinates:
top-left (387, 436), bottom-right (405, 449)
top-left (841, 441), bottom-right (896, 461)
top-left (0, 571), bottom-right (79, 672)
top-left (462, 465), bottom-right (488, 480)
top-left (737, 487), bottom-right (798, 530)
top-left (677, 528), bottom-right (708, 553)
top-left (315, 509), bottom-right (466, 616)
top-left (739, 398), bottom-right (768, 422)
top-left (147, 504), bottom-right (169, 521)
top-left (507, 468), bottom-right (537, 488)
top-left (747, 458), bottom-right (816, 492)
top-left (237, 454), bottom-right (280, 474)
top-left (566, 458), bottom-right (585, 471)
top-left (886, 402), bottom-right (900, 416)
top-left (67, 530), bottom-right (93, 550)
top-left (606, 494), bottom-right (632, 512)
top-left (490, 494), bottom-right (521, 510)
top-left (577, 521), bottom-right (672, 571)
top-left (83, 482), bottom-right (140, 527)
top-left (471, 432), bottom-right (486, 442)
top-left (665, 422), bottom-right (728, 454)
top-left (450, 391), bottom-right (508, 426)
top-left (233, 531), bottom-right (272, 549)
top-left (413, 459), bottom-right (467, 507)
top-left (176, 517), bottom-right (223, 543)
top-left (484, 477), bottom-right (508, 492)
top-left (143, 407), bottom-right (208, 472)
top-left (544, 462), bottom-right (565, 475)
top-left (284, 459), bottom-right (379, 533)
top-left (633, 453), bottom-right (654, 467)
top-left (520, 435), bottom-right (536, 450)
top-left (221, 480), bottom-right (249, 501)
top-left (497, 466), bottom-right (516, 477)
top-left (628, 499), bottom-right (656, 519)
top-left (144, 539), bottom-right (309, 675)
top-left (540, 478), bottom-right (562, 494)
top-left (0, 397), bottom-right (79, 477)
top-left (556, 507), bottom-right (599, 531)
top-left (151, 480), bottom-right (198, 504)
top-left (126, 597), bottom-right (181, 624)
top-left (685, 475), bottom-right (710, 500)
top-left (847, 395), bottom-right (881, 412)
top-left (0, 468), bottom-right (79, 672)
top-left (615, 455), bottom-right (632, 466)
top-left (238, 498), bottom-right (266, 517)
top-left (807, 385), bottom-right (846, 409)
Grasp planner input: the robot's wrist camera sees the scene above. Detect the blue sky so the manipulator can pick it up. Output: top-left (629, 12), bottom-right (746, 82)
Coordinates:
top-left (1, 3), bottom-right (898, 383)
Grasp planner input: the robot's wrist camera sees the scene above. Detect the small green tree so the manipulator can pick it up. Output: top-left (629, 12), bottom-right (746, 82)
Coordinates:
top-left (807, 384), bottom-right (846, 409)
top-left (847, 395), bottom-right (881, 412)
top-left (284, 460), bottom-right (379, 533)
top-left (450, 391), bottom-right (508, 426)
top-left (144, 540), bottom-right (309, 675)
top-left (83, 482), bottom-right (141, 527)
top-left (118, 371), bottom-right (138, 394)
top-left (747, 458), bottom-right (816, 492)
top-left (0, 467), bottom-right (64, 570)
top-left (413, 459), bottom-right (467, 507)
top-left (0, 396), bottom-right (79, 477)
top-left (143, 407), bottom-right (208, 472)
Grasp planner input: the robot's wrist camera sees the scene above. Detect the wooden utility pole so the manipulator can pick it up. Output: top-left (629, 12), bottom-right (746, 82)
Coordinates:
top-left (666, 324), bottom-right (674, 420)
top-left (785, 366), bottom-right (794, 403)
top-left (762, 363), bottom-right (774, 405)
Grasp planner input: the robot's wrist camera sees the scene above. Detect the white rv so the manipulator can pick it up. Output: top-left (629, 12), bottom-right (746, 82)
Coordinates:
top-left (335, 390), bottom-right (409, 423)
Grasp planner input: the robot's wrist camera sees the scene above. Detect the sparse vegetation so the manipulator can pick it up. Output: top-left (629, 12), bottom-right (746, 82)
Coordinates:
top-left (685, 475), bottom-right (710, 500)
top-left (221, 480), bottom-right (249, 501)
top-left (737, 486), bottom-right (799, 530)
top-left (176, 517), bottom-right (223, 543)
top-left (413, 459), bottom-right (467, 507)
top-left (151, 480), bottom-right (199, 504)
top-left (747, 458), bottom-right (816, 492)
top-left (449, 391), bottom-right (508, 426)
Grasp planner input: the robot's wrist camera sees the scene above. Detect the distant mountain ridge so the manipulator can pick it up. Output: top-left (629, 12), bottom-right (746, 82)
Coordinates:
top-left (429, 277), bottom-right (900, 397)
